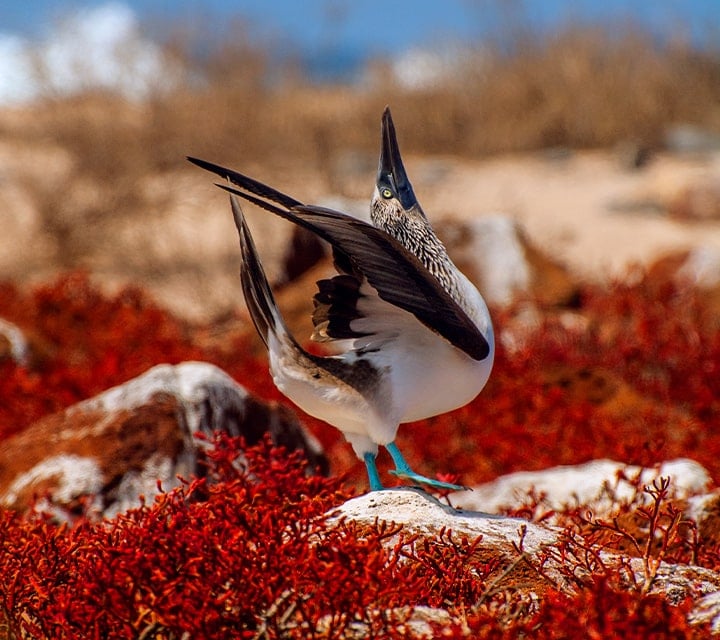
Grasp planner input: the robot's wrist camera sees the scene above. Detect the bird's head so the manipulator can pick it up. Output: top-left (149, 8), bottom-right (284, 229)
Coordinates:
top-left (372, 107), bottom-right (426, 228)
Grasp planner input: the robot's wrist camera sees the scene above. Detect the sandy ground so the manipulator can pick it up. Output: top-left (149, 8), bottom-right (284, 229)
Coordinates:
top-left (430, 150), bottom-right (720, 280)
top-left (1, 143), bottom-right (719, 321)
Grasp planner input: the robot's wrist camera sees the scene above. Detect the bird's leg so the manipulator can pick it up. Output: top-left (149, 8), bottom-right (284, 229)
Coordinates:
top-left (363, 452), bottom-right (385, 491)
top-left (385, 442), bottom-right (467, 491)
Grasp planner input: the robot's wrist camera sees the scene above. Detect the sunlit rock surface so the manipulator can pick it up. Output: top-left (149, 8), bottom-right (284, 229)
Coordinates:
top-left (0, 361), bottom-right (325, 519)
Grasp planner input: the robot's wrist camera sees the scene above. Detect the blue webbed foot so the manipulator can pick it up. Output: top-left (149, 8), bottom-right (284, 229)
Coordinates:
top-left (388, 469), bottom-right (468, 491)
top-left (385, 442), bottom-right (468, 491)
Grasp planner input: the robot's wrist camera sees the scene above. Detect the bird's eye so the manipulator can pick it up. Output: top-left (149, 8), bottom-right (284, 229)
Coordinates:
top-left (381, 188), bottom-right (393, 199)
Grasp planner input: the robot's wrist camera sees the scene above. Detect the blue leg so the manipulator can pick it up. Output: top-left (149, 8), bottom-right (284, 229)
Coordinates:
top-left (363, 452), bottom-right (384, 491)
top-left (385, 442), bottom-right (467, 491)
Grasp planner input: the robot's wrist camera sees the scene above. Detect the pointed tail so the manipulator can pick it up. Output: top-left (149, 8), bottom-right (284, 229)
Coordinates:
top-left (230, 195), bottom-right (288, 350)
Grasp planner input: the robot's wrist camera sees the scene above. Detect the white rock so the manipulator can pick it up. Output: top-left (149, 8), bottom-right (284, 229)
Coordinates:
top-left (677, 245), bottom-right (720, 288)
top-left (332, 488), bottom-right (720, 612)
top-left (0, 361), bottom-right (324, 519)
top-left (0, 318), bottom-right (30, 365)
top-left (623, 556), bottom-right (720, 604)
top-left (331, 486), bottom-right (720, 632)
top-left (331, 488), bottom-right (559, 564)
top-left (686, 492), bottom-right (720, 526)
top-left (3, 454), bottom-right (103, 508)
top-left (75, 361), bottom-right (244, 413)
top-left (72, 359), bottom-right (323, 473)
top-left (316, 605), bottom-right (453, 639)
top-left (593, 553), bottom-right (720, 606)
top-left (468, 215), bottom-right (531, 307)
top-left (689, 591), bottom-right (720, 634)
top-left (453, 458), bottom-right (710, 516)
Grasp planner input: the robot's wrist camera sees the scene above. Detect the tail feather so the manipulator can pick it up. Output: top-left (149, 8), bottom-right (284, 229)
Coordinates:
top-left (229, 195), bottom-right (285, 349)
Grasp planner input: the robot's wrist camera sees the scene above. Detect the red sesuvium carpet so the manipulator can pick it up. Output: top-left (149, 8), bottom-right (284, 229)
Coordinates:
top-left (0, 270), bottom-right (719, 637)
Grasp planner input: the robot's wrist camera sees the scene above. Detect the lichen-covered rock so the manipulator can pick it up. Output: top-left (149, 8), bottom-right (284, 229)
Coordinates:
top-left (332, 486), bottom-right (720, 635)
top-left (0, 361), bottom-right (325, 519)
top-left (331, 488), bottom-right (572, 595)
top-left (689, 591), bottom-right (720, 634)
top-left (455, 458), bottom-right (710, 517)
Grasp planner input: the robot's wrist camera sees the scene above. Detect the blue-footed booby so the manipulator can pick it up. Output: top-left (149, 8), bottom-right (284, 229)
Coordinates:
top-left (188, 107), bottom-right (494, 491)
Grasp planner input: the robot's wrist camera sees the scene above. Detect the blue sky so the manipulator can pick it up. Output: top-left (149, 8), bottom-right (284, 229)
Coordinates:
top-left (3, 0), bottom-right (719, 55)
top-left (1, 1), bottom-right (718, 92)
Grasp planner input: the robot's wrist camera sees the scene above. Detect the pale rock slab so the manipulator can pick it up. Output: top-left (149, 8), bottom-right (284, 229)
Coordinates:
top-left (332, 486), bottom-right (720, 635)
top-left (453, 458), bottom-right (710, 518)
top-left (0, 317), bottom-right (30, 365)
top-left (0, 361), bottom-right (325, 519)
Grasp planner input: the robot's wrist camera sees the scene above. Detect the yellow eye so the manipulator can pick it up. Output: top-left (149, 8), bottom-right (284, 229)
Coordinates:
top-left (381, 188), bottom-right (393, 199)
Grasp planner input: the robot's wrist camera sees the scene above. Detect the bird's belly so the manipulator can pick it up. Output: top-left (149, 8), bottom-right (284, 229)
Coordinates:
top-left (392, 339), bottom-right (494, 423)
top-left (271, 365), bottom-right (375, 436)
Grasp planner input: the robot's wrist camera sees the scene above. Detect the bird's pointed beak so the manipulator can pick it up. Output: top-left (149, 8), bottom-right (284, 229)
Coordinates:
top-left (378, 107), bottom-right (418, 211)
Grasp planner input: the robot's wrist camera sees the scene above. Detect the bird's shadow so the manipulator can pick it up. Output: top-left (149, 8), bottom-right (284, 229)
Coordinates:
top-left (379, 485), bottom-right (519, 522)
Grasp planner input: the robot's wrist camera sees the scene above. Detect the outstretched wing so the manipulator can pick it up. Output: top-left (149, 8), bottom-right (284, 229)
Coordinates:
top-left (188, 157), bottom-right (490, 361)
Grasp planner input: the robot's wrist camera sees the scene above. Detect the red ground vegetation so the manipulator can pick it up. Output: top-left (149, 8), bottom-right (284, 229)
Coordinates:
top-left (0, 270), bottom-right (719, 636)
top-left (0, 436), bottom-right (710, 638)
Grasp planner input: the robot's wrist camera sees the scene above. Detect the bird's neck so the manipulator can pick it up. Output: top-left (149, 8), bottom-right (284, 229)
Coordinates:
top-left (375, 210), bottom-right (461, 299)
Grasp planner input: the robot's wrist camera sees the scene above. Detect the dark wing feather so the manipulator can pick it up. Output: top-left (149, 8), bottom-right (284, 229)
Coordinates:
top-left (189, 158), bottom-right (490, 361)
top-left (293, 205), bottom-right (490, 360)
top-left (188, 157), bottom-right (302, 209)
top-left (220, 184), bottom-right (489, 360)
top-left (312, 274), bottom-right (369, 342)
top-left (330, 245), bottom-right (355, 277)
top-left (311, 247), bottom-right (367, 342)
